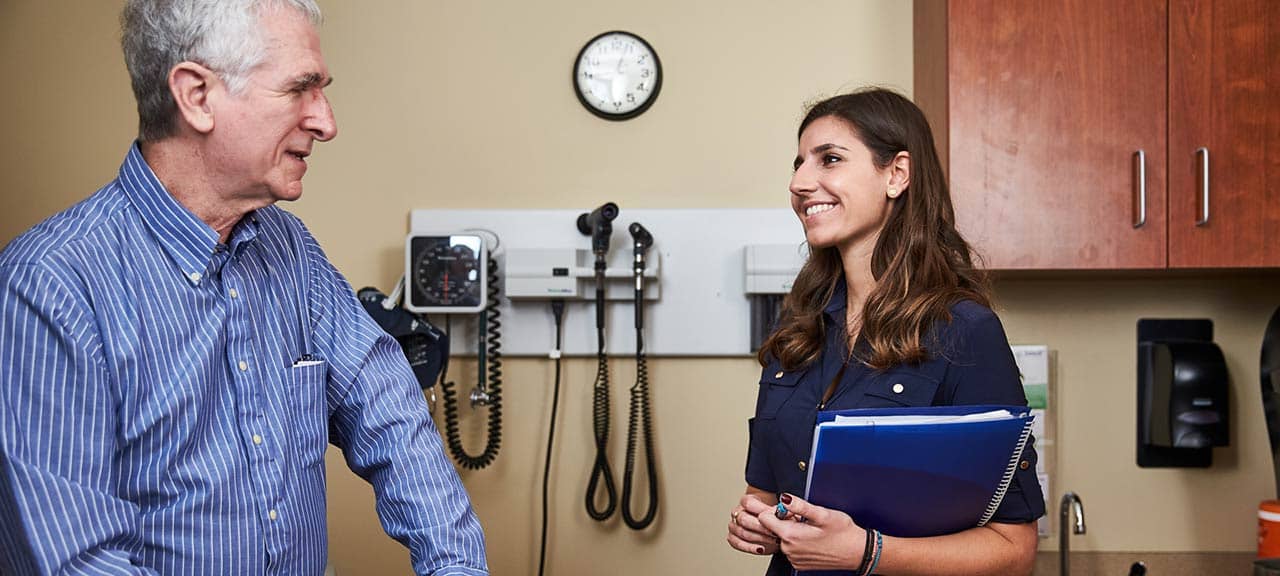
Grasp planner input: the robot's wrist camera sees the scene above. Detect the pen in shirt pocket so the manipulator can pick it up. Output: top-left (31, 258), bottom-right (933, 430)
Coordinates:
top-left (292, 353), bottom-right (324, 367)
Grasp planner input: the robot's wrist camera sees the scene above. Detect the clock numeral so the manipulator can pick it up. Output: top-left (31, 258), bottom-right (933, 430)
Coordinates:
top-left (589, 58), bottom-right (600, 66)
top-left (638, 54), bottom-right (648, 64)
top-left (582, 71), bottom-right (593, 80)
top-left (640, 68), bottom-right (650, 79)
top-left (613, 101), bottom-right (622, 110)
top-left (627, 93), bottom-right (636, 103)
top-left (637, 82), bottom-right (646, 92)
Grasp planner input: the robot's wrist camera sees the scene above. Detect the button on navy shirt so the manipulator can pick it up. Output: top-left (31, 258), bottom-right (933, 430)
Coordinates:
top-left (746, 281), bottom-right (1045, 575)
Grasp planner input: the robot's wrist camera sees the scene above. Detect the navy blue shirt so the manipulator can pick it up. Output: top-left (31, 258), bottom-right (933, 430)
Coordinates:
top-left (746, 281), bottom-right (1045, 574)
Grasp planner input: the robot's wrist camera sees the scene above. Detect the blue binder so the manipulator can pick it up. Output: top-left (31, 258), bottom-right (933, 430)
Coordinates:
top-left (796, 405), bottom-right (1033, 575)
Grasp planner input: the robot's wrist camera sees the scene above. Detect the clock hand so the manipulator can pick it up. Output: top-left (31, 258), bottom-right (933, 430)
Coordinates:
top-left (611, 75), bottom-right (625, 105)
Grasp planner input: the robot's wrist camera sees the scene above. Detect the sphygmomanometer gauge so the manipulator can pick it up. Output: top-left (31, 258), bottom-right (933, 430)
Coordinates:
top-left (405, 234), bottom-right (487, 314)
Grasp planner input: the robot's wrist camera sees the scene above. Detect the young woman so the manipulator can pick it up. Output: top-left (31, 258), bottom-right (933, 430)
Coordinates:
top-left (725, 88), bottom-right (1044, 575)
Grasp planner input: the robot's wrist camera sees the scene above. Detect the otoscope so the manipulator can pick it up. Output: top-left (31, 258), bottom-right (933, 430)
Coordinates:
top-left (577, 202), bottom-right (619, 335)
top-left (577, 202), bottom-right (619, 521)
top-left (621, 222), bottom-right (658, 530)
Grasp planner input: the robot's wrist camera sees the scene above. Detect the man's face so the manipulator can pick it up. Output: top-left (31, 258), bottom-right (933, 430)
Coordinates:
top-left (208, 6), bottom-right (336, 205)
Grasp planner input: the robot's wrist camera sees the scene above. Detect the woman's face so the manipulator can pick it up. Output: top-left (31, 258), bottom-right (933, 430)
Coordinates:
top-left (789, 116), bottom-right (895, 253)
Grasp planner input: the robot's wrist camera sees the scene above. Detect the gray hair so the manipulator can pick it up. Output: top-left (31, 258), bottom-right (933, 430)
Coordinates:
top-left (121, 0), bottom-right (323, 142)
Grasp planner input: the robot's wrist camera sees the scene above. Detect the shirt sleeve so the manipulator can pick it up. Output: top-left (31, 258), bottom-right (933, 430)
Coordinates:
top-left (297, 228), bottom-right (489, 576)
top-left (944, 306), bottom-right (1047, 525)
top-left (0, 264), bottom-right (158, 575)
top-left (744, 362), bottom-right (778, 493)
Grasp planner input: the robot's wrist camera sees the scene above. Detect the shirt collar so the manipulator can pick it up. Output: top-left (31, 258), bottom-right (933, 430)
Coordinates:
top-left (117, 142), bottom-right (252, 286)
top-left (226, 211), bottom-right (261, 259)
top-left (823, 277), bottom-right (848, 321)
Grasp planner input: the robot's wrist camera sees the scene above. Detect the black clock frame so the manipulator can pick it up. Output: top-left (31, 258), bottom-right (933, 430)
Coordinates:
top-left (572, 30), bottom-right (663, 121)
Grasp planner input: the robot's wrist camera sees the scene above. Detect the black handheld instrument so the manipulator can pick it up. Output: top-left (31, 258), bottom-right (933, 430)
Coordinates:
top-left (576, 202), bottom-right (619, 257)
top-left (578, 202), bottom-right (619, 521)
top-left (621, 222), bottom-right (659, 530)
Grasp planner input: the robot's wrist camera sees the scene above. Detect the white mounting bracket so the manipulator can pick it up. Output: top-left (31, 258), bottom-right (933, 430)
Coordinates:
top-left (408, 208), bottom-right (804, 357)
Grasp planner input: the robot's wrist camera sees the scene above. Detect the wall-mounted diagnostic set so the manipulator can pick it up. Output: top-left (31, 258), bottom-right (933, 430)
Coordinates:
top-left (407, 232), bottom-right (504, 471)
top-left (362, 206), bottom-right (807, 576)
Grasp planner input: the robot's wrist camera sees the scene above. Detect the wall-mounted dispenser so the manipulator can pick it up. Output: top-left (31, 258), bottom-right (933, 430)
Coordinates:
top-left (1137, 319), bottom-right (1230, 468)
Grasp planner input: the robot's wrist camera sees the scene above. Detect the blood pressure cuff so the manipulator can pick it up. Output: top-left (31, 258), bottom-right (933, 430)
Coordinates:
top-left (357, 287), bottom-right (450, 390)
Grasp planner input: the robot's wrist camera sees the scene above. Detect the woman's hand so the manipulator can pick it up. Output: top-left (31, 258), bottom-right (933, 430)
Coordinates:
top-left (756, 493), bottom-right (866, 572)
top-left (726, 488), bottom-right (781, 556)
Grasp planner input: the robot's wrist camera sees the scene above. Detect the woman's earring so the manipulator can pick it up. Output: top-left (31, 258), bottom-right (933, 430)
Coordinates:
top-left (887, 186), bottom-right (899, 199)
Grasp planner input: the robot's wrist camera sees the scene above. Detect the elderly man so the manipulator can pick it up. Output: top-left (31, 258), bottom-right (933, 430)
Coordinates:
top-left (0, 1), bottom-right (487, 574)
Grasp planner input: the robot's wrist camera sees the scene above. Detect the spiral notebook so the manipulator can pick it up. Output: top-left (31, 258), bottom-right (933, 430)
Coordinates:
top-left (796, 405), bottom-right (1034, 576)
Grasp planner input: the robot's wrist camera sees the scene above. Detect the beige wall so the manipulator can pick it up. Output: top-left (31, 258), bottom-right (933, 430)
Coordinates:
top-left (1, 1), bottom-right (1273, 575)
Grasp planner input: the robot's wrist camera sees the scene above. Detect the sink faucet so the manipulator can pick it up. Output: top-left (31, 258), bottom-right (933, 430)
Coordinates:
top-left (1060, 492), bottom-right (1086, 575)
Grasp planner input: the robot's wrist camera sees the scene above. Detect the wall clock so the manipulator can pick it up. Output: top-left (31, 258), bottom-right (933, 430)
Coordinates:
top-left (572, 30), bottom-right (662, 121)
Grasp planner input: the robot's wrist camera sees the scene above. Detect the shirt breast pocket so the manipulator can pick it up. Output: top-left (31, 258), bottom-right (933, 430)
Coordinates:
top-left (287, 361), bottom-right (330, 467)
top-left (755, 366), bottom-right (808, 418)
top-left (858, 367), bottom-right (941, 408)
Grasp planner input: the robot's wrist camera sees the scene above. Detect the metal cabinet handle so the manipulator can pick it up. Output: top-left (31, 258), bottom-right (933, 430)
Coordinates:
top-left (1196, 147), bottom-right (1209, 226)
top-left (1133, 150), bottom-right (1147, 229)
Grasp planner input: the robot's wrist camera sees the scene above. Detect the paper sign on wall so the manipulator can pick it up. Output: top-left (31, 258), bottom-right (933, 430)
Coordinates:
top-left (1012, 344), bottom-right (1052, 539)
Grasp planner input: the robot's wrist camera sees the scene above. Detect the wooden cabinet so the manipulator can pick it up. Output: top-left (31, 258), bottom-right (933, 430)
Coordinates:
top-left (1167, 0), bottom-right (1280, 267)
top-left (915, 0), bottom-right (1279, 270)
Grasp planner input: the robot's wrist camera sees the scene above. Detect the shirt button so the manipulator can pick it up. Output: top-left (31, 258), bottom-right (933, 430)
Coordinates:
top-left (252, 434), bottom-right (263, 445)
top-left (268, 509), bottom-right (278, 521)
top-left (229, 288), bottom-right (239, 299)
top-left (892, 383), bottom-right (905, 394)
top-left (775, 371), bottom-right (784, 379)
top-left (797, 461), bottom-right (806, 471)
top-left (1020, 460), bottom-right (1030, 470)
top-left (238, 361), bottom-right (248, 371)
top-left (189, 272), bottom-right (202, 283)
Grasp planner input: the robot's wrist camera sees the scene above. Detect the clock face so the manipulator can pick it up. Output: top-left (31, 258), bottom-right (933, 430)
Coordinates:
top-left (573, 31), bottom-right (662, 120)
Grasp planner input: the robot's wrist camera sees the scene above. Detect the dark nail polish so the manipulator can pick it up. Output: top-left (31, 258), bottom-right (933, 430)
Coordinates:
top-left (756, 546), bottom-right (765, 554)
top-left (780, 493), bottom-right (793, 504)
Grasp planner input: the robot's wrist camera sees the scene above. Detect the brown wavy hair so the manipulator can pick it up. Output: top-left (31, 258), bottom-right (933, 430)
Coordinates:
top-left (758, 87), bottom-right (990, 371)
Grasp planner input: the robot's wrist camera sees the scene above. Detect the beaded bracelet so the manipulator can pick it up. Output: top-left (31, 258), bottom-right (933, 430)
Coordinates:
top-left (863, 529), bottom-right (883, 575)
top-left (853, 527), bottom-right (875, 575)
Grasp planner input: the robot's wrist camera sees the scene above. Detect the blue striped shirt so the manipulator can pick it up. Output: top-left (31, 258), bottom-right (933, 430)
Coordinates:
top-left (0, 144), bottom-right (488, 575)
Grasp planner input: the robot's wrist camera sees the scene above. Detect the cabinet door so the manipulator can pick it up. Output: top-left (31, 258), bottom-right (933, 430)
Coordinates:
top-left (946, 0), bottom-right (1168, 269)
top-left (1168, 0), bottom-right (1280, 268)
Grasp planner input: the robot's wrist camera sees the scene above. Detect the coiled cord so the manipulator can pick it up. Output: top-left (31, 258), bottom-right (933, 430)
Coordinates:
top-left (441, 257), bottom-right (503, 470)
top-left (621, 316), bottom-right (658, 530)
top-left (585, 273), bottom-right (617, 521)
top-left (622, 224), bottom-right (658, 529)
